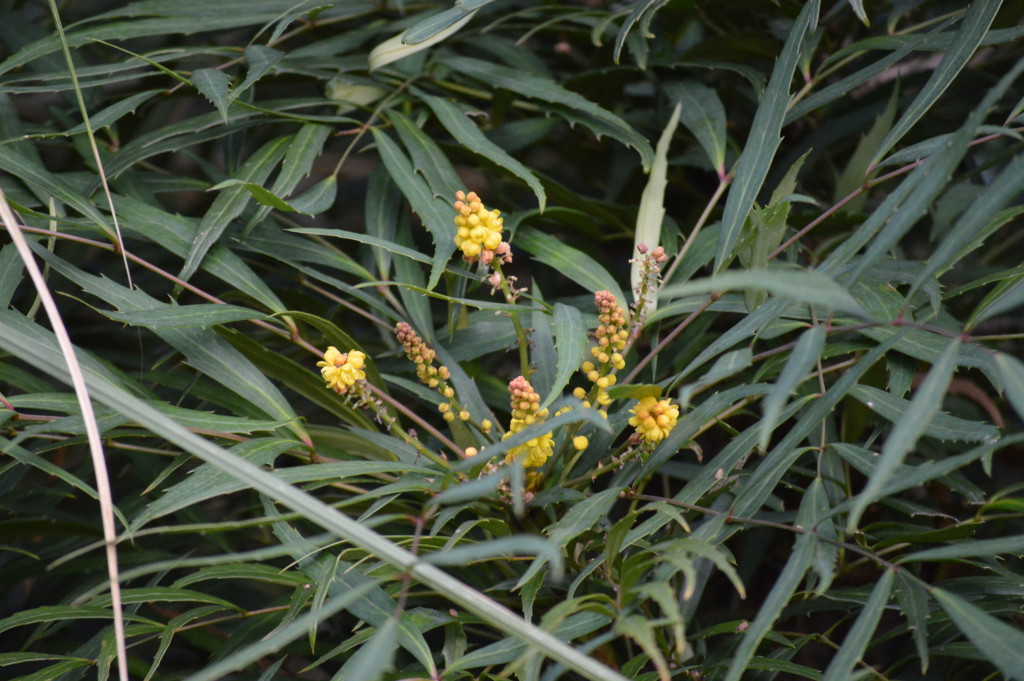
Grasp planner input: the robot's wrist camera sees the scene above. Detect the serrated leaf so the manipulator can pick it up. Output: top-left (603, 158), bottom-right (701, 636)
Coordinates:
top-left (932, 587), bottom-right (1024, 680)
top-left (848, 340), bottom-right (960, 531)
top-left (422, 94), bottom-right (546, 210)
top-left (723, 531), bottom-right (814, 680)
top-left (443, 56), bottom-right (653, 171)
top-left (372, 129), bottom-right (455, 289)
top-left (390, 109), bottom-right (463, 199)
top-left (180, 135), bottom-right (290, 283)
top-left (666, 80), bottom-right (727, 173)
top-left (234, 45), bottom-right (283, 98)
top-left (869, 0), bottom-right (1003, 167)
top-left (191, 67), bottom-right (232, 122)
top-left (0, 315), bottom-right (627, 681)
top-left (848, 384), bottom-right (999, 442)
top-left (716, 0), bottom-right (819, 272)
top-left (895, 572), bottom-right (930, 673)
top-left (821, 569), bottom-right (893, 681)
top-left (540, 303), bottom-right (587, 410)
top-left (996, 353), bottom-right (1024, 423)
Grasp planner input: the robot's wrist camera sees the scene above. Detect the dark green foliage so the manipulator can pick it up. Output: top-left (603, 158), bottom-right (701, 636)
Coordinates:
top-left (1, 1), bottom-right (1024, 680)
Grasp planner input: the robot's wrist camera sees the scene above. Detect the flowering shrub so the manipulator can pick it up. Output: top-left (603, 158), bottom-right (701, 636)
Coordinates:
top-left (2, 3), bottom-right (1024, 681)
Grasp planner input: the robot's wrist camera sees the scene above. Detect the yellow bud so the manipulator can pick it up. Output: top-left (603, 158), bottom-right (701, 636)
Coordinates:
top-left (598, 352), bottom-right (610, 364)
top-left (573, 386), bottom-right (587, 399)
top-left (443, 411), bottom-right (456, 422)
top-left (590, 346), bottom-right (601, 358)
top-left (438, 403), bottom-right (450, 413)
top-left (587, 370), bottom-right (600, 383)
top-left (606, 374), bottom-right (617, 385)
top-left (459, 410), bottom-right (470, 421)
top-left (596, 376), bottom-right (610, 389)
top-left (464, 447), bottom-right (478, 457)
top-left (443, 387), bottom-right (455, 398)
top-left (582, 361), bottom-right (595, 373)
top-left (573, 436), bottom-right (588, 451)
top-left (482, 419), bottom-right (493, 432)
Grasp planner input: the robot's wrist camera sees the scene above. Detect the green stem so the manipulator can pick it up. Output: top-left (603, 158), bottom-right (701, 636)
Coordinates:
top-left (493, 261), bottom-right (532, 377)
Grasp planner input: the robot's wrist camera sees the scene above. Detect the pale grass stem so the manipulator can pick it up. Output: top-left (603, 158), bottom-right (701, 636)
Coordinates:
top-left (0, 189), bottom-right (128, 681)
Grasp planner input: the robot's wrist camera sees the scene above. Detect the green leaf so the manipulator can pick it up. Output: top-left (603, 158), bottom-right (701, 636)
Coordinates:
top-left (390, 109), bottom-right (463, 200)
top-left (820, 569), bottom-right (894, 681)
top-left (660, 269), bottom-right (868, 318)
top-left (834, 85), bottom-right (897, 212)
top-left (848, 339), bottom-right (961, 531)
top-left (0, 311), bottom-right (630, 681)
top-left (422, 94), bottom-right (546, 211)
top-left (723, 529), bottom-right (814, 680)
top-left (234, 45), bottom-right (283, 98)
top-left (340, 617), bottom-right (399, 681)
top-left (899, 535), bottom-right (1024, 563)
top-left (191, 67), bottom-right (233, 122)
top-left (182, 582), bottom-right (377, 681)
top-left (869, 0), bottom-right (1003, 167)
top-left (515, 226), bottom-right (626, 305)
top-left (288, 175), bottom-right (337, 215)
top-left (715, 0), bottom-right (819, 272)
top-left (631, 100), bottom-right (680, 312)
top-left (996, 353), bottom-right (1024, 423)
top-left (64, 89), bottom-right (161, 135)
top-left (103, 304), bottom-right (266, 328)
top-left (847, 0), bottom-right (869, 26)
top-left (442, 56), bottom-right (653, 171)
top-left (932, 587), bottom-right (1024, 680)
top-left (895, 572), bottom-right (931, 673)
top-left (180, 135), bottom-right (291, 283)
top-left (372, 129), bottom-right (455, 290)
top-left (665, 80), bottom-right (727, 173)
top-left (614, 615), bottom-right (670, 681)
top-left (847, 384), bottom-right (999, 442)
top-left (540, 303), bottom-right (588, 410)
top-left (910, 151), bottom-right (1024, 299)
top-left (759, 325), bottom-right (825, 451)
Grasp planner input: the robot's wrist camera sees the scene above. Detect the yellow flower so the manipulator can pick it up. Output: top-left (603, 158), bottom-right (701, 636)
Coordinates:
top-left (453, 191), bottom-right (509, 265)
top-left (317, 346), bottom-right (367, 393)
top-left (573, 436), bottom-right (589, 451)
top-left (502, 375), bottom-right (553, 467)
top-left (629, 396), bottom-right (679, 444)
top-left (504, 418), bottom-right (555, 467)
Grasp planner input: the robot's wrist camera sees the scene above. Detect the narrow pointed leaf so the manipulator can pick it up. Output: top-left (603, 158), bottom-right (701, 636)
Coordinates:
top-left (759, 325), bottom-right (825, 450)
top-left (848, 339), bottom-right (960, 530)
top-left (932, 587), bottom-right (1024, 680)
top-left (716, 0), bottom-right (819, 272)
top-left (540, 303), bottom-right (588, 410)
top-left (821, 569), bottom-right (894, 681)
top-left (422, 94), bottom-right (546, 210)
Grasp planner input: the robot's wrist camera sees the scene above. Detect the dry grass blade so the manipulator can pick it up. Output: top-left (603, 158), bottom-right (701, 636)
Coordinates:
top-left (0, 190), bottom-right (128, 681)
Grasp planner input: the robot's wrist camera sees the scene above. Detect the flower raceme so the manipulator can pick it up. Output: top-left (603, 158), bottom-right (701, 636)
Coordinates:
top-left (453, 190), bottom-right (511, 265)
top-left (317, 347), bottom-right (366, 394)
top-left (503, 376), bottom-right (554, 468)
top-left (629, 395), bottom-right (679, 444)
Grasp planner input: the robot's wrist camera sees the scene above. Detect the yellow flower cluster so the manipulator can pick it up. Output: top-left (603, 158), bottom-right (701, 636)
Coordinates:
top-left (503, 376), bottom-right (553, 468)
top-left (453, 191), bottom-right (511, 265)
top-left (573, 291), bottom-right (631, 413)
top-left (629, 396), bottom-right (679, 444)
top-left (317, 347), bottom-right (367, 394)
